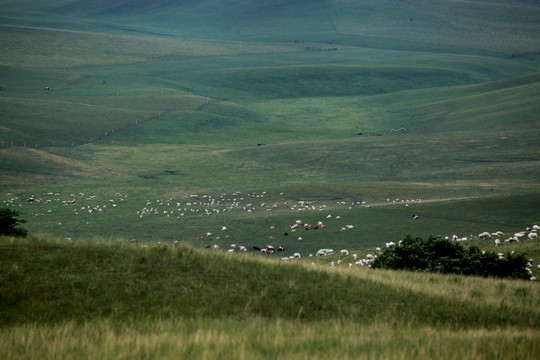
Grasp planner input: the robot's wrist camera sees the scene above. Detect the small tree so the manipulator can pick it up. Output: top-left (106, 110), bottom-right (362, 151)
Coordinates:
top-left (0, 207), bottom-right (28, 237)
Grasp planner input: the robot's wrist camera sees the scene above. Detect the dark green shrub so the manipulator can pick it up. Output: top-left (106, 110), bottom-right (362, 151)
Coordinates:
top-left (0, 207), bottom-right (28, 237)
top-left (373, 235), bottom-right (529, 280)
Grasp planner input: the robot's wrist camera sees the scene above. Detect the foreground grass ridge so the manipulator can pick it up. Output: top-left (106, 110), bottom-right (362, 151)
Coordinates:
top-left (1, 237), bottom-right (538, 328)
top-left (1, 237), bottom-right (539, 359)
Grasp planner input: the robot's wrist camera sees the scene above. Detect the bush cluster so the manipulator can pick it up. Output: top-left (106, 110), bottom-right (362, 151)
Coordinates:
top-left (0, 208), bottom-right (28, 237)
top-left (372, 235), bottom-right (529, 280)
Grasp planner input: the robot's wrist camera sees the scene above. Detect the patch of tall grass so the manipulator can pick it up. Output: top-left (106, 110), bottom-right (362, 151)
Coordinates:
top-left (1, 318), bottom-right (539, 360)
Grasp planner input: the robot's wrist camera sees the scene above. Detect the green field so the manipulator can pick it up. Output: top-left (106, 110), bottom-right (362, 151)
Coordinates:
top-left (1, 237), bottom-right (539, 359)
top-left (1, 0), bottom-right (540, 358)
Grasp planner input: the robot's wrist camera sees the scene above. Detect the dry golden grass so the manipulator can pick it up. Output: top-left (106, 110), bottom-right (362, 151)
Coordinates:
top-left (1, 315), bottom-right (538, 359)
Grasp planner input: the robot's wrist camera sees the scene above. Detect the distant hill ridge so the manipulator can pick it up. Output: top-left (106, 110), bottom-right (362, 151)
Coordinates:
top-left (2, 0), bottom-right (539, 54)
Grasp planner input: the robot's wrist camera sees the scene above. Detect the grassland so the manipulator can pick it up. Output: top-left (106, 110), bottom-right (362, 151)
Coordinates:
top-left (1, 0), bottom-right (539, 358)
top-left (1, 237), bottom-right (539, 359)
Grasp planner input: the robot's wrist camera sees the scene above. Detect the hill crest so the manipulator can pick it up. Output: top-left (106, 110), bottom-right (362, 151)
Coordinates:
top-left (2, 0), bottom-right (539, 54)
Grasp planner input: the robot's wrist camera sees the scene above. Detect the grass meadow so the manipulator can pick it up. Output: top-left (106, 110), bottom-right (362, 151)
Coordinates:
top-left (1, 0), bottom-right (540, 358)
top-left (1, 237), bottom-right (539, 359)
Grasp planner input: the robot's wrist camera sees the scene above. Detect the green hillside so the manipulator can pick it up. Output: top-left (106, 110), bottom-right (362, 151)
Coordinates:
top-left (1, 1), bottom-right (540, 358)
top-left (1, 237), bottom-right (539, 359)
top-left (1, 0), bottom-right (539, 247)
top-left (6, 237), bottom-right (535, 326)
top-left (3, 0), bottom-right (539, 54)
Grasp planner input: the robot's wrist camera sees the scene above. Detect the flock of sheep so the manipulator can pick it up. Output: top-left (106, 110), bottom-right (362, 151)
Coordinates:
top-left (6, 190), bottom-right (422, 229)
top-left (3, 190), bottom-right (538, 279)
top-left (302, 225), bottom-right (539, 280)
top-left (134, 191), bottom-right (379, 220)
top-left (8, 192), bottom-right (127, 221)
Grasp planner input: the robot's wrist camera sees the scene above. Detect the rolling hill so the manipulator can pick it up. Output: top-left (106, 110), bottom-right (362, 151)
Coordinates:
top-left (3, 0), bottom-right (539, 54)
top-left (0, 238), bottom-right (539, 359)
top-left (0, 0), bottom-right (539, 249)
top-left (1, 1), bottom-right (540, 358)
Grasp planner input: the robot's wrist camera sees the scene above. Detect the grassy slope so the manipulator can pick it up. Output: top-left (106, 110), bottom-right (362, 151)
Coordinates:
top-left (0, 237), bottom-right (539, 359)
top-left (0, 0), bottom-right (338, 41)
top-left (3, 0), bottom-right (539, 53)
top-left (1, 2), bottom-right (540, 358)
top-left (0, 2), bottom-right (539, 250)
top-left (3, 76), bottom-right (538, 247)
top-left (330, 0), bottom-right (540, 55)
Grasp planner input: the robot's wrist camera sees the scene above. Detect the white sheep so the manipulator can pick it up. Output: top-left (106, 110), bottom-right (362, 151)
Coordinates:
top-left (316, 249), bottom-right (334, 256)
top-left (340, 249), bottom-right (349, 256)
top-left (293, 253), bottom-right (301, 258)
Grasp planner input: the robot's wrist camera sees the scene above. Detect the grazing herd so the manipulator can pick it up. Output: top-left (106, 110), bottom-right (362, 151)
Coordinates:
top-left (476, 226), bottom-right (539, 245)
top-left (6, 192), bottom-right (127, 221)
top-left (298, 223), bottom-right (539, 280)
top-left (3, 190), bottom-right (538, 279)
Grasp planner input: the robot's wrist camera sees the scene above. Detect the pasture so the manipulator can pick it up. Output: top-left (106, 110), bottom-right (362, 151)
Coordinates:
top-left (1, 237), bottom-right (539, 359)
top-left (1, 0), bottom-right (539, 358)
